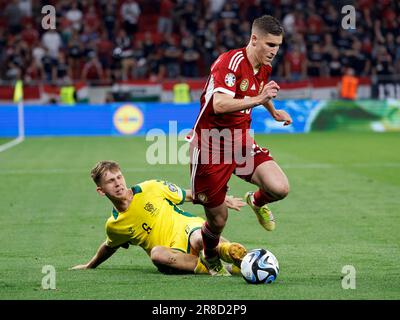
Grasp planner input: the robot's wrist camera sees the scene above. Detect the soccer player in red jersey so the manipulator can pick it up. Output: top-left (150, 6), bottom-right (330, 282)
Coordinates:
top-left (187, 15), bottom-right (292, 275)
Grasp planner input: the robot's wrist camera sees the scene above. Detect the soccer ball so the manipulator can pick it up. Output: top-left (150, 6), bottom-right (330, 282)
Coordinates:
top-left (240, 248), bottom-right (279, 284)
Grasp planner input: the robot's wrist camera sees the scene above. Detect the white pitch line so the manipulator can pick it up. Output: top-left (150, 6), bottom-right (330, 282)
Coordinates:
top-left (0, 163), bottom-right (399, 175)
top-left (0, 137), bottom-right (24, 153)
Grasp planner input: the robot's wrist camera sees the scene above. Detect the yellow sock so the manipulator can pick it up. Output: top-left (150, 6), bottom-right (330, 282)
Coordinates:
top-left (218, 242), bottom-right (233, 263)
top-left (194, 258), bottom-right (209, 274)
top-left (230, 264), bottom-right (241, 275)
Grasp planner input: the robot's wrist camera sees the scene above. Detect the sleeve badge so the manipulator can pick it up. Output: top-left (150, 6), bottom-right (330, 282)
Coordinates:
top-left (224, 73), bottom-right (236, 87)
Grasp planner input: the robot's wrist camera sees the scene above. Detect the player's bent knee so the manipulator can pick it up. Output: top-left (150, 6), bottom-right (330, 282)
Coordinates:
top-left (150, 246), bottom-right (169, 265)
top-left (150, 247), bottom-right (191, 275)
top-left (263, 182), bottom-right (290, 200)
top-left (277, 183), bottom-right (290, 199)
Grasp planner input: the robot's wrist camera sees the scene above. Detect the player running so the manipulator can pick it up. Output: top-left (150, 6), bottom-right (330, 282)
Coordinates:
top-left (187, 15), bottom-right (292, 275)
top-left (71, 161), bottom-right (247, 276)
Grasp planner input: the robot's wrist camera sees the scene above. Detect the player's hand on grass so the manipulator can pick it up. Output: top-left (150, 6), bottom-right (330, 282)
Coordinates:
top-left (70, 264), bottom-right (89, 270)
top-left (272, 109), bottom-right (292, 126)
top-left (225, 195), bottom-right (246, 211)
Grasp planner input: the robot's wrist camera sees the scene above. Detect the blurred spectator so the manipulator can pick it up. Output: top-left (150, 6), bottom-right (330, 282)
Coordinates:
top-left (307, 44), bottom-right (323, 77)
top-left (158, 0), bottom-right (174, 35)
top-left (142, 32), bottom-right (156, 58)
top-left (0, 27), bottom-right (8, 74)
top-left (82, 51), bottom-right (104, 83)
top-left (103, 3), bottom-right (117, 40)
top-left (120, 0), bottom-right (141, 37)
top-left (131, 40), bottom-right (147, 79)
top-left (113, 29), bottom-right (135, 80)
top-left (148, 47), bottom-right (166, 82)
top-left (326, 47), bottom-right (343, 77)
top-left (66, 31), bottom-right (83, 80)
top-left (1, 0), bottom-right (399, 82)
top-left (345, 39), bottom-right (371, 76)
top-left (66, 1), bottom-right (83, 32)
top-left (41, 48), bottom-right (56, 81)
top-left (339, 68), bottom-right (359, 100)
top-left (21, 22), bottom-right (39, 48)
top-left (173, 77), bottom-right (191, 103)
top-left (96, 31), bottom-right (113, 80)
top-left (85, 6), bottom-right (101, 33)
top-left (5, 61), bottom-right (21, 81)
top-left (24, 58), bottom-right (44, 83)
top-left (180, 2), bottom-right (200, 34)
top-left (293, 11), bottom-right (307, 35)
top-left (236, 21), bottom-right (251, 45)
top-left (385, 33), bottom-right (396, 61)
top-left (32, 42), bottom-right (45, 69)
top-left (335, 29), bottom-right (353, 52)
top-left (219, 2), bottom-right (239, 25)
top-left (181, 36), bottom-right (200, 78)
top-left (282, 11), bottom-right (295, 36)
top-left (42, 29), bottom-right (62, 59)
top-left (304, 23), bottom-right (323, 50)
top-left (284, 45), bottom-right (307, 81)
top-left (395, 36), bottom-right (400, 74)
top-left (18, 0), bottom-right (32, 17)
top-left (55, 52), bottom-right (71, 83)
top-left (4, 0), bottom-right (23, 34)
top-left (207, 0), bottom-right (226, 20)
top-left (162, 35), bottom-right (182, 78)
top-left (219, 21), bottom-right (239, 50)
top-left (373, 46), bottom-right (395, 76)
top-left (80, 23), bottom-right (99, 45)
top-left (307, 11), bottom-right (324, 35)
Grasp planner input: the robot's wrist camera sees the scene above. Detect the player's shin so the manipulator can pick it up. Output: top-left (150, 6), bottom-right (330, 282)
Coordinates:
top-left (253, 189), bottom-right (276, 207)
top-left (201, 221), bottom-right (221, 259)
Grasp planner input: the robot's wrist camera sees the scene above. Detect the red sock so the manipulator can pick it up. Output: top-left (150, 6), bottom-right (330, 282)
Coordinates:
top-left (253, 189), bottom-right (275, 207)
top-left (201, 222), bottom-right (220, 259)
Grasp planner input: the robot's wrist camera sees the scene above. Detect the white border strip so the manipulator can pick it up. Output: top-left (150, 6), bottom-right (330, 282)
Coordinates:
top-left (0, 101), bottom-right (25, 153)
top-left (0, 136), bottom-right (24, 153)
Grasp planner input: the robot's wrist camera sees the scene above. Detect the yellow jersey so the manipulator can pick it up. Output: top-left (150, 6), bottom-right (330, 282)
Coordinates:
top-left (105, 180), bottom-right (204, 255)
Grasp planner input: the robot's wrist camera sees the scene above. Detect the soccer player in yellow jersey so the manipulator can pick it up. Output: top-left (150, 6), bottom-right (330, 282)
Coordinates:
top-left (71, 160), bottom-right (247, 276)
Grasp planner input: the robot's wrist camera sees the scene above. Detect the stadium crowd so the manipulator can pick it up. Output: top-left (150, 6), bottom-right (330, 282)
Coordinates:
top-left (0, 0), bottom-right (399, 85)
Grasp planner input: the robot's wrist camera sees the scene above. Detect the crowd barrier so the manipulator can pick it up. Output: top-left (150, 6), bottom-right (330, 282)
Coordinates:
top-left (1, 100), bottom-right (399, 137)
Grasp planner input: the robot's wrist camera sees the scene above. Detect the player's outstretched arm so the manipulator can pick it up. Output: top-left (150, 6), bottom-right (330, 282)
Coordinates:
top-left (70, 242), bottom-right (118, 270)
top-left (263, 99), bottom-right (292, 126)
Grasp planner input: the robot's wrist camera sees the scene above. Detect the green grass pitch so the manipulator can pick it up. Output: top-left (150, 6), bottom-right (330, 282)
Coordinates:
top-left (0, 132), bottom-right (399, 300)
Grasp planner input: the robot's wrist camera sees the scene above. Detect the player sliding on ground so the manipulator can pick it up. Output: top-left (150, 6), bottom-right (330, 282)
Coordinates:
top-left (71, 160), bottom-right (247, 276)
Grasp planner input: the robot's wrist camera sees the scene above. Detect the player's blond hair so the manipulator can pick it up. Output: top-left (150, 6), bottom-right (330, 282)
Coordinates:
top-left (252, 15), bottom-right (284, 36)
top-left (91, 160), bottom-right (121, 186)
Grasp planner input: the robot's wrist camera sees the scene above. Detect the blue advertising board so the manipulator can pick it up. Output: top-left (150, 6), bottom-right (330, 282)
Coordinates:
top-left (0, 101), bottom-right (322, 137)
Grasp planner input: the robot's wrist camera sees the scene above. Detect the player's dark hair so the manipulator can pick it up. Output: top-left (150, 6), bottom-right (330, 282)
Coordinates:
top-left (91, 160), bottom-right (121, 186)
top-left (252, 15), bottom-right (284, 36)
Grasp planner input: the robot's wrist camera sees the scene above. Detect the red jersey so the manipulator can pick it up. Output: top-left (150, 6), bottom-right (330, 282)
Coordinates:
top-left (191, 47), bottom-right (272, 136)
top-left (188, 48), bottom-right (275, 207)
